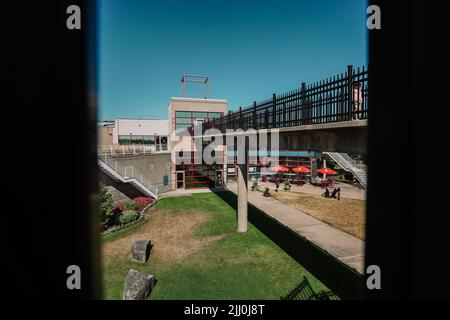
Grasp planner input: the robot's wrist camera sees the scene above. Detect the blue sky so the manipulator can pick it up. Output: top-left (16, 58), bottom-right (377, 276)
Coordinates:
top-left (98, 0), bottom-right (368, 120)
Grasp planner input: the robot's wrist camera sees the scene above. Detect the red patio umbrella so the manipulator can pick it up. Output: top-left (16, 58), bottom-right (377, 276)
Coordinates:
top-left (292, 166), bottom-right (311, 173)
top-left (316, 167), bottom-right (338, 175)
top-left (269, 165), bottom-right (289, 173)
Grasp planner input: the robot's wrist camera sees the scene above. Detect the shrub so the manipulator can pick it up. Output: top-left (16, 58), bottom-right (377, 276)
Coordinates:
top-left (99, 183), bottom-right (115, 229)
top-left (284, 179), bottom-right (292, 191)
top-left (263, 186), bottom-right (271, 197)
top-left (133, 196), bottom-right (152, 210)
top-left (251, 181), bottom-right (258, 191)
top-left (115, 203), bottom-right (125, 213)
top-left (123, 200), bottom-right (140, 211)
top-left (118, 210), bottom-right (140, 225)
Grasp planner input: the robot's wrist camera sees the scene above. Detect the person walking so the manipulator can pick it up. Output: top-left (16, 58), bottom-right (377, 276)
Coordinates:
top-left (352, 82), bottom-right (363, 120)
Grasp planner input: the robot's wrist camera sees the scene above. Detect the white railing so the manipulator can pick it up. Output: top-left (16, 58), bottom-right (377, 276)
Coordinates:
top-left (325, 152), bottom-right (367, 189)
top-left (97, 144), bottom-right (169, 156)
top-left (98, 154), bottom-right (159, 198)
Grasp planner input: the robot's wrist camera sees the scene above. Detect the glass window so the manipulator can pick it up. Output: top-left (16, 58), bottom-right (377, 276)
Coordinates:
top-left (192, 112), bottom-right (208, 118)
top-left (176, 111), bottom-right (191, 117)
top-left (131, 136), bottom-right (143, 143)
top-left (118, 135), bottom-right (131, 144)
top-left (175, 123), bottom-right (192, 129)
top-left (175, 118), bottom-right (193, 123)
top-left (143, 136), bottom-right (154, 145)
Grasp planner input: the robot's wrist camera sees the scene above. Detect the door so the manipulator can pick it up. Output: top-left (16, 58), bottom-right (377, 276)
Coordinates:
top-left (215, 170), bottom-right (224, 188)
top-left (176, 171), bottom-right (184, 189)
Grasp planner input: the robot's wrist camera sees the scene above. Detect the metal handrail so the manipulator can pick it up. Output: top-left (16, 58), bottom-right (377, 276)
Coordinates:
top-left (97, 144), bottom-right (169, 156)
top-left (99, 154), bottom-right (159, 196)
top-left (203, 65), bottom-right (368, 132)
top-left (325, 152), bottom-right (367, 189)
top-left (340, 154), bottom-right (367, 173)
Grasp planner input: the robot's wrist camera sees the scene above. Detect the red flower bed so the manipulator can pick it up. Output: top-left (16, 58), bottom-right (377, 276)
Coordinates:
top-left (133, 197), bottom-right (153, 210)
top-left (115, 203), bottom-right (125, 213)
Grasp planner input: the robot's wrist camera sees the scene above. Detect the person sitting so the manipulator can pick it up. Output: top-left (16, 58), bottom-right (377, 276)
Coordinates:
top-left (322, 188), bottom-right (331, 198)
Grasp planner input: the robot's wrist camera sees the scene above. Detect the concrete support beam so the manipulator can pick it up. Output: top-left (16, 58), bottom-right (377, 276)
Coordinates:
top-left (310, 158), bottom-right (318, 183)
top-left (277, 121), bottom-right (368, 154)
top-left (237, 143), bottom-right (248, 233)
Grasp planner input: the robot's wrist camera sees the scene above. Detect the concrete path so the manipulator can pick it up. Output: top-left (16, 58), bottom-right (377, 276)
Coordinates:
top-left (227, 181), bottom-right (365, 274)
top-left (158, 188), bottom-right (211, 198)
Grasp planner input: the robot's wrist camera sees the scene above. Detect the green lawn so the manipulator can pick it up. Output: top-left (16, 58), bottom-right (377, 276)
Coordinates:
top-left (102, 193), bottom-right (329, 299)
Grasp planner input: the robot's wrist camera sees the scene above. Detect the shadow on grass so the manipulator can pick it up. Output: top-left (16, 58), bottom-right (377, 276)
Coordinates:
top-left (280, 276), bottom-right (339, 300)
top-left (212, 189), bottom-right (364, 300)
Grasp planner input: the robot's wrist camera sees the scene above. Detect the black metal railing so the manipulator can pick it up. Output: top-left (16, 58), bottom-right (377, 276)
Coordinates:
top-left (203, 65), bottom-right (368, 133)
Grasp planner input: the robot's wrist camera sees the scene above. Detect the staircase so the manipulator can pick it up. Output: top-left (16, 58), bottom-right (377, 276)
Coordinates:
top-left (324, 152), bottom-right (367, 189)
top-left (98, 154), bottom-right (158, 198)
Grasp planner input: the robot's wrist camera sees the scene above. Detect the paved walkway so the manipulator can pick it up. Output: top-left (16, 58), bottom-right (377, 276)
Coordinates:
top-left (227, 181), bottom-right (365, 274)
top-left (158, 188), bottom-right (212, 199)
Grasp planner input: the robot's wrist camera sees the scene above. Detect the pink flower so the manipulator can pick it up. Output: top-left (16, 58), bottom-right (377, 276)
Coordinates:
top-left (115, 203), bottom-right (125, 212)
top-left (132, 197), bottom-right (153, 210)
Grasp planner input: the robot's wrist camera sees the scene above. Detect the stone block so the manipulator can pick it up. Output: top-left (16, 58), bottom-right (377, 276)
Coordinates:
top-left (123, 269), bottom-right (154, 300)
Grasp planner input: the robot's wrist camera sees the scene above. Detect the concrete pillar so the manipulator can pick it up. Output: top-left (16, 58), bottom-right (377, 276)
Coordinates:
top-left (237, 142), bottom-right (248, 233)
top-left (237, 162), bottom-right (248, 232)
top-left (310, 157), bottom-right (318, 183)
top-left (223, 145), bottom-right (228, 186)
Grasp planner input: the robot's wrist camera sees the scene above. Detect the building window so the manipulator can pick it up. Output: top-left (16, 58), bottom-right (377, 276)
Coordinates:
top-left (175, 123), bottom-right (191, 130)
top-left (149, 163), bottom-right (154, 170)
top-left (175, 118), bottom-right (192, 123)
top-left (175, 111), bottom-right (224, 130)
top-left (192, 112), bottom-right (208, 118)
top-left (176, 111), bottom-right (191, 117)
top-left (118, 135), bottom-right (155, 145)
top-left (175, 152), bottom-right (223, 189)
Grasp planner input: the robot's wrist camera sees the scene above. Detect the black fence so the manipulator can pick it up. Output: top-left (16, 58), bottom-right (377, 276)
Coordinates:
top-left (203, 65), bottom-right (368, 132)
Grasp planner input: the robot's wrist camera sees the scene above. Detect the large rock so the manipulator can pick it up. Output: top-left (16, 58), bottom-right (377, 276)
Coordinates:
top-left (131, 239), bottom-right (151, 262)
top-left (123, 269), bottom-right (154, 300)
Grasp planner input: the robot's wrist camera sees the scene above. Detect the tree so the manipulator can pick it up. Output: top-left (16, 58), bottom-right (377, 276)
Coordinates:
top-left (99, 183), bottom-right (115, 229)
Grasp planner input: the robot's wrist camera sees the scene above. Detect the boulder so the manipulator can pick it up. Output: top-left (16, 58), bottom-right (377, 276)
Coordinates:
top-left (123, 269), bottom-right (154, 300)
top-left (131, 239), bottom-right (151, 262)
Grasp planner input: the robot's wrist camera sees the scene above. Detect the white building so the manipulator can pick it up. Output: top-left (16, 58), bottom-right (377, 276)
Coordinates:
top-left (112, 118), bottom-right (169, 147)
